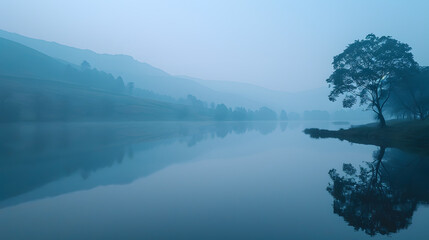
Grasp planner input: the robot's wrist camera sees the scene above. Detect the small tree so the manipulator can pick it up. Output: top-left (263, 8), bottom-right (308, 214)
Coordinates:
top-left (253, 107), bottom-right (277, 121)
top-left (232, 107), bottom-right (247, 121)
top-left (214, 104), bottom-right (229, 121)
top-left (327, 34), bottom-right (417, 127)
top-left (80, 60), bottom-right (91, 71)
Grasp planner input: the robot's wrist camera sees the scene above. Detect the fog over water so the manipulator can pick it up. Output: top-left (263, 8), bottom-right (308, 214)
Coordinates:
top-left (1, 1), bottom-right (429, 239)
top-left (0, 122), bottom-right (428, 239)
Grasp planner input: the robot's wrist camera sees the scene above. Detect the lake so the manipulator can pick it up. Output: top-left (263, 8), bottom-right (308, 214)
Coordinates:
top-left (0, 121), bottom-right (428, 240)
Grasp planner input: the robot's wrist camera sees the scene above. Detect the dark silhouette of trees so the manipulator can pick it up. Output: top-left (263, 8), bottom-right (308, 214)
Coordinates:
top-left (253, 107), bottom-right (277, 121)
top-left (327, 147), bottom-right (429, 236)
top-left (80, 60), bottom-right (91, 71)
top-left (75, 61), bottom-right (126, 93)
top-left (211, 104), bottom-right (278, 121)
top-left (327, 34), bottom-right (418, 127)
top-left (232, 107), bottom-right (247, 121)
top-left (388, 67), bottom-right (429, 120)
top-left (183, 95), bottom-right (205, 110)
top-left (214, 104), bottom-right (229, 120)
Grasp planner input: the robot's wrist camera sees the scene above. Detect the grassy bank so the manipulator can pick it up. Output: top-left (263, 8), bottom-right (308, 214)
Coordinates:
top-left (304, 120), bottom-right (429, 154)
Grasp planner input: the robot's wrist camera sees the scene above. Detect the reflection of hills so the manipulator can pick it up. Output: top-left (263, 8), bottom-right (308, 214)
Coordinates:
top-left (0, 121), bottom-right (277, 209)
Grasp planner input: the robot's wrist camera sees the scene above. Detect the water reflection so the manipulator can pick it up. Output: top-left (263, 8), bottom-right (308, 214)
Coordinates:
top-left (0, 121), bottom-right (277, 208)
top-left (327, 147), bottom-right (429, 236)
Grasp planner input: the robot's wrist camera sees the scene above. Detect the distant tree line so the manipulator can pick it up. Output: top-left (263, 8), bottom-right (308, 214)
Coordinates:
top-left (0, 77), bottom-right (280, 122)
top-left (176, 95), bottom-right (278, 121)
top-left (69, 61), bottom-right (126, 93)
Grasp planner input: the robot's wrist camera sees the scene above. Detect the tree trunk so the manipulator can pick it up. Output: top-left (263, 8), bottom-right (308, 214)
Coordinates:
top-left (378, 112), bottom-right (386, 128)
top-left (372, 146), bottom-right (386, 185)
top-left (374, 103), bottom-right (387, 128)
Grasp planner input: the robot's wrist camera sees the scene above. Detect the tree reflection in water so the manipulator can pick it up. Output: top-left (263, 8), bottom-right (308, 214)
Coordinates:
top-left (327, 146), bottom-right (429, 236)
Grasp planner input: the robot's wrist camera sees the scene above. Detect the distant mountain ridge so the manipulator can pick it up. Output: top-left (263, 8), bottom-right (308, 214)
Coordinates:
top-left (0, 37), bottom-right (224, 122)
top-left (0, 29), bottom-right (343, 112)
top-left (0, 29), bottom-right (244, 106)
top-left (0, 37), bottom-right (125, 92)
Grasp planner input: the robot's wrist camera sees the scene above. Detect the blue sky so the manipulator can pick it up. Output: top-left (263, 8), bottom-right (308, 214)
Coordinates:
top-left (0, 0), bottom-right (428, 91)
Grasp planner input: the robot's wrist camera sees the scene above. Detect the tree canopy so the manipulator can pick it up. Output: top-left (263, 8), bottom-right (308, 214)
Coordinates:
top-left (327, 34), bottom-right (418, 127)
top-left (387, 67), bottom-right (429, 120)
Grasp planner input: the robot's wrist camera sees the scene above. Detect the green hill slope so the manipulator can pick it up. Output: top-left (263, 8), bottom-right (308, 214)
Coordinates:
top-left (0, 74), bottom-right (204, 122)
top-left (0, 37), bottom-right (125, 93)
top-left (0, 37), bottom-right (212, 122)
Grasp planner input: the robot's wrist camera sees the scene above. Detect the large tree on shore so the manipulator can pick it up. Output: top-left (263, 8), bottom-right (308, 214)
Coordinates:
top-left (327, 34), bottom-right (417, 127)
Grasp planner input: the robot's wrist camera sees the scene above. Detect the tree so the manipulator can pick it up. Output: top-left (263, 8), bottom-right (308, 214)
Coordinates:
top-left (185, 95), bottom-right (204, 109)
top-left (232, 107), bottom-right (247, 121)
top-left (327, 147), bottom-right (413, 236)
top-left (327, 147), bottom-right (429, 236)
top-left (327, 34), bottom-right (418, 127)
top-left (388, 67), bottom-right (429, 120)
top-left (214, 104), bottom-right (229, 121)
top-left (80, 60), bottom-right (91, 71)
top-left (253, 107), bottom-right (277, 121)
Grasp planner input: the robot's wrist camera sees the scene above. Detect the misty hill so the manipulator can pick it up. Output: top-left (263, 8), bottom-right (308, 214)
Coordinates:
top-left (0, 74), bottom-right (202, 122)
top-left (0, 37), bottom-right (125, 93)
top-left (0, 37), bottom-right (278, 122)
top-left (0, 37), bottom-right (221, 122)
top-left (0, 29), bottom-right (342, 112)
top-left (0, 30), bottom-right (248, 107)
top-left (187, 77), bottom-right (343, 112)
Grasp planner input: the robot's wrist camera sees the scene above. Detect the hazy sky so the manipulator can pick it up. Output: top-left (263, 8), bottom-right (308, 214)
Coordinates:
top-left (0, 0), bottom-right (428, 92)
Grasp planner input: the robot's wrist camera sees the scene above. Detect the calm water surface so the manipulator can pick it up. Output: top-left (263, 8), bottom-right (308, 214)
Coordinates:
top-left (0, 121), bottom-right (428, 240)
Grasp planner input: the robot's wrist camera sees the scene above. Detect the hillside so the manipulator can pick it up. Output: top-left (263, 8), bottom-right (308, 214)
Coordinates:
top-left (0, 37), bottom-right (281, 122)
top-left (0, 37), bottom-right (125, 93)
top-left (0, 75), bottom-right (205, 122)
top-left (0, 37), bottom-right (219, 122)
top-left (0, 30), bottom-right (245, 106)
top-left (188, 77), bottom-right (343, 112)
top-left (0, 29), bottom-right (342, 112)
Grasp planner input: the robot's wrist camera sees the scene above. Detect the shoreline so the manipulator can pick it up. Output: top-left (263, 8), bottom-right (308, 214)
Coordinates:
top-left (304, 120), bottom-right (429, 154)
